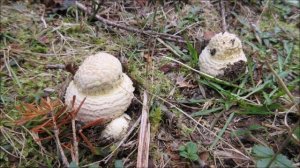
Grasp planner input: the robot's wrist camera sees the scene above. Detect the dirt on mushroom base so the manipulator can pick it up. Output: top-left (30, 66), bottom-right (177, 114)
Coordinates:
top-left (217, 60), bottom-right (247, 81)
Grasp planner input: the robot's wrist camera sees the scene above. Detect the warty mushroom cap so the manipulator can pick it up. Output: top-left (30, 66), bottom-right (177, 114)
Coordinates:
top-left (74, 52), bottom-right (123, 95)
top-left (64, 52), bottom-right (134, 123)
top-left (198, 32), bottom-right (247, 77)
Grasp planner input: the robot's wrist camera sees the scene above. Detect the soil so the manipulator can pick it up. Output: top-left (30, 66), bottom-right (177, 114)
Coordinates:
top-left (218, 60), bottom-right (247, 81)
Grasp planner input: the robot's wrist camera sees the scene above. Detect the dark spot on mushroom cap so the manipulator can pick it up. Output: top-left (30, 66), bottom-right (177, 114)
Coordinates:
top-left (210, 48), bottom-right (216, 56)
top-left (217, 60), bottom-right (247, 81)
top-left (230, 39), bottom-right (235, 46)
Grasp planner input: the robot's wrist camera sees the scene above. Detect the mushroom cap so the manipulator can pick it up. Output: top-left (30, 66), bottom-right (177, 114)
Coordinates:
top-left (198, 32), bottom-right (247, 77)
top-left (74, 52), bottom-right (123, 95)
top-left (100, 114), bottom-right (131, 141)
top-left (65, 73), bottom-right (134, 123)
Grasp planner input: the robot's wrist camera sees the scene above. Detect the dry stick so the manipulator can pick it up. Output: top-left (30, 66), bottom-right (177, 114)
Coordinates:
top-left (137, 91), bottom-right (150, 168)
top-left (45, 64), bottom-right (66, 69)
top-left (210, 109), bottom-right (227, 129)
top-left (219, 0), bottom-right (227, 32)
top-left (75, 2), bottom-right (185, 43)
top-left (266, 62), bottom-right (299, 112)
top-left (50, 112), bottom-right (69, 167)
top-left (71, 119), bottom-right (79, 165)
top-left (70, 96), bottom-right (83, 165)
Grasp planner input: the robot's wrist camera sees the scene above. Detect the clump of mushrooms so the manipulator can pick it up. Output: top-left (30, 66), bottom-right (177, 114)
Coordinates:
top-left (198, 32), bottom-right (248, 80)
top-left (64, 52), bottom-right (134, 141)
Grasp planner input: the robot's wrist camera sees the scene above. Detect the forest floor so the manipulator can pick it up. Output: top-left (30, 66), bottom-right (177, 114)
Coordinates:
top-left (1, 0), bottom-right (299, 167)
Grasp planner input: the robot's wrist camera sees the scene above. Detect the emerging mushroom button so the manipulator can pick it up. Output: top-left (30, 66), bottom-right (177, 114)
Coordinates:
top-left (198, 32), bottom-right (248, 80)
top-left (64, 52), bottom-right (135, 141)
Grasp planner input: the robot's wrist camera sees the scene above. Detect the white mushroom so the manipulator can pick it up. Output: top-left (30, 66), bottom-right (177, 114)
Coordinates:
top-left (198, 32), bottom-right (247, 79)
top-left (64, 52), bottom-right (134, 140)
top-left (101, 114), bottom-right (131, 140)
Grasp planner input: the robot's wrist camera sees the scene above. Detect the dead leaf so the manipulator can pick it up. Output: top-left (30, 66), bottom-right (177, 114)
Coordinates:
top-left (203, 31), bottom-right (215, 41)
top-left (202, 99), bottom-right (214, 110)
top-left (135, 0), bottom-right (147, 7)
top-left (234, 117), bottom-right (261, 128)
top-left (159, 63), bottom-right (179, 73)
top-left (176, 76), bottom-right (197, 88)
top-left (65, 63), bottom-right (78, 76)
top-left (143, 53), bottom-right (152, 65)
top-left (38, 35), bottom-right (49, 44)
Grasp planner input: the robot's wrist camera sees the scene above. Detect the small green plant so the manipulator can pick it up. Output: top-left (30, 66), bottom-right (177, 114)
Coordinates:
top-left (186, 39), bottom-right (199, 68)
top-left (252, 145), bottom-right (294, 168)
top-left (179, 142), bottom-right (199, 161)
top-left (149, 104), bottom-right (162, 134)
top-left (231, 124), bottom-right (266, 138)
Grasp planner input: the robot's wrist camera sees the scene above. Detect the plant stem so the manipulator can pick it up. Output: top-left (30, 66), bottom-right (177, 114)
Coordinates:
top-left (266, 61), bottom-right (299, 113)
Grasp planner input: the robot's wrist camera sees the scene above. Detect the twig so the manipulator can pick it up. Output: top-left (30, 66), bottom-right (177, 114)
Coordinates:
top-left (45, 64), bottom-right (66, 69)
top-left (248, 134), bottom-right (268, 147)
top-left (219, 0), bottom-right (227, 32)
top-left (137, 91), bottom-right (150, 168)
top-left (210, 109), bottom-right (227, 129)
top-left (50, 110), bottom-right (69, 167)
top-left (71, 117), bottom-right (79, 164)
top-left (157, 38), bottom-right (182, 58)
top-left (40, 11), bottom-right (47, 29)
top-left (266, 61), bottom-right (299, 113)
top-left (75, 2), bottom-right (185, 43)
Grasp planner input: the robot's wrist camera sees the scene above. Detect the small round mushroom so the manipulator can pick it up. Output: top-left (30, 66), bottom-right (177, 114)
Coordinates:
top-left (64, 52), bottom-right (134, 140)
top-left (198, 32), bottom-right (248, 80)
top-left (101, 114), bottom-right (131, 141)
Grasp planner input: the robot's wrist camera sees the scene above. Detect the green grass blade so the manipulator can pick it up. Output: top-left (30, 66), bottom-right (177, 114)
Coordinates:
top-left (209, 112), bottom-right (235, 150)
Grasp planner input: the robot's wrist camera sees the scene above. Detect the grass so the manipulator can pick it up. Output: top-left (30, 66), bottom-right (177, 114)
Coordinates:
top-left (0, 1), bottom-right (299, 167)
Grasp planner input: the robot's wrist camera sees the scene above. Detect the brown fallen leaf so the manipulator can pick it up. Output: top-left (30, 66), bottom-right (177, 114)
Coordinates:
top-left (159, 63), bottom-right (179, 73)
top-left (203, 31), bottom-right (216, 41)
top-left (176, 76), bottom-right (197, 88)
top-left (65, 63), bottom-right (78, 76)
top-left (38, 35), bottom-right (50, 44)
top-left (135, 0), bottom-right (148, 6)
top-left (143, 53), bottom-right (152, 65)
